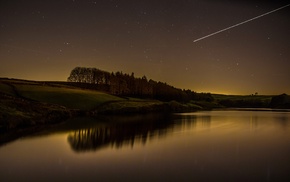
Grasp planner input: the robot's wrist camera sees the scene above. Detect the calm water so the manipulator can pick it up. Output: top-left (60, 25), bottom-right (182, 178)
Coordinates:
top-left (0, 110), bottom-right (290, 182)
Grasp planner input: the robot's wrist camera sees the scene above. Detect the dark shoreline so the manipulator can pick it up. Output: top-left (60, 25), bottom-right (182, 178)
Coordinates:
top-left (1, 77), bottom-right (290, 146)
top-left (0, 92), bottom-right (200, 145)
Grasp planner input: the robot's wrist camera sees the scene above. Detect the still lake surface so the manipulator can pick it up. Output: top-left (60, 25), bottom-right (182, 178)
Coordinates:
top-left (0, 110), bottom-right (290, 182)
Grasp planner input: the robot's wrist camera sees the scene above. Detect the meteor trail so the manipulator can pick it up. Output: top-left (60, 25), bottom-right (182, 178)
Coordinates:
top-left (193, 4), bottom-right (290, 43)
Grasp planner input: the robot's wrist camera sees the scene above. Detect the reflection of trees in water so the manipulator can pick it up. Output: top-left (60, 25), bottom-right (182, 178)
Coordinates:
top-left (178, 115), bottom-right (211, 129)
top-left (68, 114), bottom-right (174, 152)
top-left (276, 114), bottom-right (290, 128)
top-left (67, 114), bottom-right (212, 152)
top-left (249, 112), bottom-right (290, 130)
top-left (249, 114), bottom-right (258, 130)
top-left (201, 116), bottom-right (211, 127)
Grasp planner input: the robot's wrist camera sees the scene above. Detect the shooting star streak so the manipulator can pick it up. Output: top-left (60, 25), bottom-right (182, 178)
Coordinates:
top-left (193, 4), bottom-right (290, 43)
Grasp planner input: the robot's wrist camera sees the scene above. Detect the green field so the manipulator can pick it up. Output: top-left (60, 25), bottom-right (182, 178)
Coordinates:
top-left (0, 78), bottom-right (168, 132)
top-left (0, 79), bottom-right (125, 110)
top-left (16, 85), bottom-right (125, 110)
top-left (0, 79), bottom-right (165, 111)
top-left (0, 82), bottom-right (16, 96)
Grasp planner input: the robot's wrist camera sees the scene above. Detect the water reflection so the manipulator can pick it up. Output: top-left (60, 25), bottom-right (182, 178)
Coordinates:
top-left (67, 114), bottom-right (175, 152)
top-left (1, 110), bottom-right (290, 182)
top-left (70, 110), bottom-right (290, 152)
top-left (67, 113), bottom-right (212, 152)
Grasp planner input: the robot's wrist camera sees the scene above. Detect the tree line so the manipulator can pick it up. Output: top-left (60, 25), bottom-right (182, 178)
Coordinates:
top-left (67, 67), bottom-right (213, 102)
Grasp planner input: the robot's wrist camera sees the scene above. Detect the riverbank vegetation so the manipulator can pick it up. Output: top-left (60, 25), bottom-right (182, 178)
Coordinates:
top-left (1, 67), bottom-right (290, 134)
top-left (0, 77), bottom-right (203, 132)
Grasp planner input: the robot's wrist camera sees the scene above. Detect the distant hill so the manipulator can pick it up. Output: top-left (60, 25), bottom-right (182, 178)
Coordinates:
top-left (269, 94), bottom-right (290, 109)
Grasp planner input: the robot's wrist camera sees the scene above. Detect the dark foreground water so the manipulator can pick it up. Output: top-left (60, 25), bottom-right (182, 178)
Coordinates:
top-left (0, 110), bottom-right (290, 182)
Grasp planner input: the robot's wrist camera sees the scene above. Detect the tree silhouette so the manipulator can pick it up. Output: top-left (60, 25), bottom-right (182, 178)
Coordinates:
top-left (67, 66), bottom-right (213, 103)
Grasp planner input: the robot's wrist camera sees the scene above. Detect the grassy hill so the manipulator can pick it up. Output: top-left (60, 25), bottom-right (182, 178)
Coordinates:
top-left (0, 78), bottom-right (124, 110)
top-left (0, 78), bottom-right (170, 132)
top-left (0, 78), bottom-right (175, 145)
top-left (0, 78), bottom-right (199, 114)
top-left (14, 84), bottom-right (124, 110)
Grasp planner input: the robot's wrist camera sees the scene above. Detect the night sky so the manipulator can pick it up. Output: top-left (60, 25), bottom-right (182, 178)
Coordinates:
top-left (1, 0), bottom-right (289, 95)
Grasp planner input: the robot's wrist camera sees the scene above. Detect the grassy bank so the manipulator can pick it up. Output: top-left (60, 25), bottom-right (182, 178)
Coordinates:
top-left (0, 93), bottom-right (71, 132)
top-left (1, 78), bottom-right (289, 134)
top-left (0, 78), bottom-right (188, 132)
top-left (1, 79), bottom-right (124, 110)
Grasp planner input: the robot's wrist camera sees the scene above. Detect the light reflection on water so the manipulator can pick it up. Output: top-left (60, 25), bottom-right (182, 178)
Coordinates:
top-left (0, 111), bottom-right (289, 181)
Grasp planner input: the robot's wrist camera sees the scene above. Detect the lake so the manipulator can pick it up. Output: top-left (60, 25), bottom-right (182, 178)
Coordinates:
top-left (0, 110), bottom-right (289, 182)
